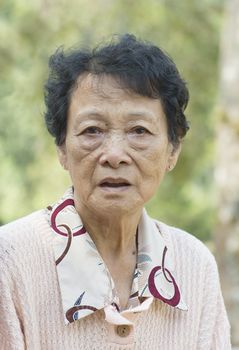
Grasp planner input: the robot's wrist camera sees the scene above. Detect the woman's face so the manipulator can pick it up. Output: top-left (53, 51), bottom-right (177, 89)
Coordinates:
top-left (58, 74), bottom-right (181, 217)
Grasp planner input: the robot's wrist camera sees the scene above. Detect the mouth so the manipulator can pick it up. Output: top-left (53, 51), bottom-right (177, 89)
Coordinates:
top-left (99, 178), bottom-right (131, 192)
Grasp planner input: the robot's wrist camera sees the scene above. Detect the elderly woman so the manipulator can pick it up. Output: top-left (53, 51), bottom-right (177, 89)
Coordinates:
top-left (0, 34), bottom-right (231, 349)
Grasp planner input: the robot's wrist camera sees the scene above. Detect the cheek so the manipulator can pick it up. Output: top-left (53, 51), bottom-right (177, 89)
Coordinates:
top-left (66, 138), bottom-right (93, 168)
top-left (139, 170), bottom-right (165, 203)
top-left (139, 146), bottom-right (168, 178)
top-left (136, 148), bottom-right (169, 198)
top-left (141, 168), bottom-right (164, 192)
top-left (64, 147), bottom-right (93, 185)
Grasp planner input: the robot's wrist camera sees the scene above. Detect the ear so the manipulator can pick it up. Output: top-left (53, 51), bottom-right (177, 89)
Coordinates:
top-left (57, 144), bottom-right (69, 170)
top-left (166, 143), bottom-right (181, 172)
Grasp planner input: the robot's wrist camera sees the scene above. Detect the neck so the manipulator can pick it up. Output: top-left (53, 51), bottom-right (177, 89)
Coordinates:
top-left (75, 201), bottom-right (142, 258)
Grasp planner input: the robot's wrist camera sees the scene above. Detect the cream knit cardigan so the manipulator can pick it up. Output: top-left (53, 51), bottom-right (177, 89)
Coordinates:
top-left (0, 210), bottom-right (231, 350)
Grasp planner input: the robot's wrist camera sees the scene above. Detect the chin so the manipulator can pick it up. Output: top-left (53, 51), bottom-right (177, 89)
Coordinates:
top-left (90, 198), bottom-right (142, 217)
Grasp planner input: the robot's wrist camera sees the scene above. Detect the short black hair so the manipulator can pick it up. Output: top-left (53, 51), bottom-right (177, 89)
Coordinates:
top-left (44, 34), bottom-right (189, 147)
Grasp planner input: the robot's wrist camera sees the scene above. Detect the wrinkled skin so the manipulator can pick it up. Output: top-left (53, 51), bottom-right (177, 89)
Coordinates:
top-left (58, 74), bottom-right (182, 308)
top-left (58, 74), bottom-right (181, 221)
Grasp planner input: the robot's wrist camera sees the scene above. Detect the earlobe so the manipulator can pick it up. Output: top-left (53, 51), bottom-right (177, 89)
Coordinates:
top-left (57, 145), bottom-right (68, 170)
top-left (167, 143), bottom-right (181, 172)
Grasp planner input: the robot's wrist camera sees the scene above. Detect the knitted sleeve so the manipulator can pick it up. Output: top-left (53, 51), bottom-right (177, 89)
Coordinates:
top-left (0, 244), bottom-right (25, 350)
top-left (197, 252), bottom-right (231, 350)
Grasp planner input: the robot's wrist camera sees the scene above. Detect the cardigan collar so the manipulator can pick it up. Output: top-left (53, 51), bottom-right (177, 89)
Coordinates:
top-left (47, 187), bottom-right (187, 325)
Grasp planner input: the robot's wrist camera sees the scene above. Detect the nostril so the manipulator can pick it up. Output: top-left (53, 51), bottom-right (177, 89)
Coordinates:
top-left (99, 152), bottom-right (132, 168)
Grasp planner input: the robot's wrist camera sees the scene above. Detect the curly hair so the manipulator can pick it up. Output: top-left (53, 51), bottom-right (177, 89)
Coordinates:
top-left (44, 34), bottom-right (189, 147)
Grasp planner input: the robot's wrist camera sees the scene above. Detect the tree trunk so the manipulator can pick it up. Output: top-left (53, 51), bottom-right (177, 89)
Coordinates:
top-left (215, 0), bottom-right (239, 345)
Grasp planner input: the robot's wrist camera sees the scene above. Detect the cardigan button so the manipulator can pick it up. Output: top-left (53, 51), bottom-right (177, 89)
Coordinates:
top-left (115, 325), bottom-right (131, 337)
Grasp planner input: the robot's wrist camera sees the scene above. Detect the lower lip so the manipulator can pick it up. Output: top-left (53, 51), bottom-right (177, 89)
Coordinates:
top-left (99, 185), bottom-right (131, 193)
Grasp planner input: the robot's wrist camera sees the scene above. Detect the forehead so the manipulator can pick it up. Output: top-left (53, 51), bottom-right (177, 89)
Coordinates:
top-left (73, 73), bottom-right (128, 100)
top-left (69, 73), bottom-right (166, 122)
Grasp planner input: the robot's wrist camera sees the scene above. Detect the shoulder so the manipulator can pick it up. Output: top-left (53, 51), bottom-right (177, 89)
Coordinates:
top-left (0, 210), bottom-right (51, 265)
top-left (0, 210), bottom-right (45, 240)
top-left (155, 219), bottom-right (218, 273)
top-left (154, 221), bottom-right (224, 315)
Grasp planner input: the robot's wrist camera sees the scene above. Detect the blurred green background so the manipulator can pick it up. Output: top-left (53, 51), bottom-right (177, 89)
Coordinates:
top-left (0, 0), bottom-right (221, 241)
top-left (1, 0), bottom-right (239, 346)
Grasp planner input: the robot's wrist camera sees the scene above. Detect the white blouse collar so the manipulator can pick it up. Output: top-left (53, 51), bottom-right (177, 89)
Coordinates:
top-left (47, 187), bottom-right (187, 325)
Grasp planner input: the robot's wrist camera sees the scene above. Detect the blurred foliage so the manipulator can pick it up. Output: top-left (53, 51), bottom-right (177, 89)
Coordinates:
top-left (0, 0), bottom-right (224, 240)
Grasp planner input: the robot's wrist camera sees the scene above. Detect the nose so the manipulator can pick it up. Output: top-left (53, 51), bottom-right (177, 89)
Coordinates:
top-left (99, 132), bottom-right (132, 168)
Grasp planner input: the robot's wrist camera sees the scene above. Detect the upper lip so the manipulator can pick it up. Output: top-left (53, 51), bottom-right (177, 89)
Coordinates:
top-left (99, 177), bottom-right (131, 185)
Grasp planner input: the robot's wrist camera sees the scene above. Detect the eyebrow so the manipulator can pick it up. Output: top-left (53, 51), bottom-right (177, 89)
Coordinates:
top-left (76, 110), bottom-right (105, 120)
top-left (127, 111), bottom-right (156, 121)
top-left (75, 108), bottom-right (157, 122)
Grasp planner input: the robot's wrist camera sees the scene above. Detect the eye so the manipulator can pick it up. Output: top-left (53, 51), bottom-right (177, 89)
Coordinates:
top-left (81, 126), bottom-right (103, 135)
top-left (130, 126), bottom-right (150, 135)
